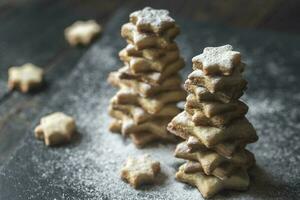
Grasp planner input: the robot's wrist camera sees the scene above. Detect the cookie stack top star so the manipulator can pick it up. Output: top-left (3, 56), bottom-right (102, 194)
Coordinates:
top-left (107, 7), bottom-right (185, 147)
top-left (168, 45), bottom-right (258, 198)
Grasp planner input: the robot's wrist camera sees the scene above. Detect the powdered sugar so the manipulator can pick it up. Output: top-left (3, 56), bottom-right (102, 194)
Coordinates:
top-left (130, 7), bottom-right (175, 32)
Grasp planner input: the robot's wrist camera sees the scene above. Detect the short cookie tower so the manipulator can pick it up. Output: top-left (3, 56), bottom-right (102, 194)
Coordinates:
top-left (108, 7), bottom-right (185, 147)
top-left (167, 45), bottom-right (258, 198)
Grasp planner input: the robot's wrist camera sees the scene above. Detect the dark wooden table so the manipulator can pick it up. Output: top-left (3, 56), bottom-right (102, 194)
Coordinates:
top-left (0, 1), bottom-right (299, 199)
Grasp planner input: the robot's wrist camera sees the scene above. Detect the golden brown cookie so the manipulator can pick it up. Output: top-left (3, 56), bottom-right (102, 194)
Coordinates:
top-left (118, 60), bottom-right (184, 85)
top-left (184, 80), bottom-right (244, 103)
top-left (121, 154), bottom-right (161, 188)
top-left (192, 45), bottom-right (241, 76)
top-left (109, 101), bottom-right (180, 124)
top-left (186, 136), bottom-right (245, 158)
top-left (34, 112), bottom-right (76, 146)
top-left (185, 94), bottom-right (248, 118)
top-left (167, 112), bottom-right (258, 148)
top-left (129, 7), bottom-right (176, 34)
top-left (64, 20), bottom-right (101, 46)
top-left (187, 65), bottom-right (247, 100)
top-left (119, 48), bottom-right (181, 73)
top-left (122, 43), bottom-right (179, 60)
top-left (112, 88), bottom-right (186, 114)
top-left (174, 141), bottom-right (254, 175)
top-left (176, 164), bottom-right (249, 198)
top-left (8, 63), bottom-right (43, 93)
top-left (121, 23), bottom-right (180, 50)
top-left (108, 71), bottom-right (182, 97)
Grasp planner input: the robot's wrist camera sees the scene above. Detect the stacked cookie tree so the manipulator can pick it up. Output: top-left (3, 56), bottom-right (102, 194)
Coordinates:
top-left (108, 7), bottom-right (185, 147)
top-left (168, 45), bottom-right (258, 198)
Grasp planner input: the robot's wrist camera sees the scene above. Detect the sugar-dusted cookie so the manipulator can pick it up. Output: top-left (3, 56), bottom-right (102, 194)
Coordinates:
top-left (8, 63), bottom-right (43, 93)
top-left (119, 48), bottom-right (181, 73)
top-left (186, 136), bottom-right (245, 158)
top-left (109, 109), bottom-right (177, 141)
top-left (64, 20), bottom-right (101, 46)
top-left (34, 112), bottom-right (76, 146)
top-left (113, 88), bottom-right (186, 114)
top-left (175, 141), bottom-right (254, 175)
top-left (167, 112), bottom-right (258, 148)
top-left (192, 45), bottom-right (241, 75)
top-left (121, 23), bottom-right (179, 50)
top-left (121, 154), bottom-right (161, 188)
top-left (130, 7), bottom-right (176, 34)
top-left (109, 101), bottom-right (180, 124)
top-left (109, 119), bottom-right (170, 147)
top-left (187, 65), bottom-right (247, 100)
top-left (184, 81), bottom-right (244, 103)
top-left (176, 164), bottom-right (249, 198)
top-left (118, 61), bottom-right (184, 85)
top-left (122, 43), bottom-right (179, 60)
top-left (108, 71), bottom-right (182, 97)
top-left (185, 94), bottom-right (248, 118)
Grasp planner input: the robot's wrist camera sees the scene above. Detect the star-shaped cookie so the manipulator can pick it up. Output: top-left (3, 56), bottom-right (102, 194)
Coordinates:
top-left (64, 20), bottom-right (102, 46)
top-left (121, 154), bottom-right (160, 188)
top-left (8, 63), bottom-right (43, 93)
top-left (34, 112), bottom-right (76, 146)
top-left (130, 7), bottom-right (175, 34)
top-left (192, 45), bottom-right (241, 75)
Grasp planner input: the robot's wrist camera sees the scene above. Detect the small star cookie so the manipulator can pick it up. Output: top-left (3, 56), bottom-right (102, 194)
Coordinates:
top-left (8, 63), bottom-right (43, 93)
top-left (34, 112), bottom-right (76, 146)
top-left (192, 45), bottom-right (241, 75)
top-left (121, 154), bottom-right (160, 188)
top-left (64, 20), bottom-right (102, 46)
top-left (130, 7), bottom-right (175, 34)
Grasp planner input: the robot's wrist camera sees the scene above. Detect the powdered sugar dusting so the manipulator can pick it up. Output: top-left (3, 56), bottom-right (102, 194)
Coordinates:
top-left (130, 7), bottom-right (175, 32)
top-left (192, 45), bottom-right (240, 72)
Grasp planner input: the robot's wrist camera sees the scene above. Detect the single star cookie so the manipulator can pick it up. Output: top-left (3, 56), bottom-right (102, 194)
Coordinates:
top-left (192, 45), bottom-right (241, 75)
top-left (121, 154), bottom-right (160, 188)
top-left (64, 20), bottom-right (102, 46)
top-left (130, 7), bottom-right (175, 34)
top-left (8, 63), bottom-right (43, 93)
top-left (34, 112), bottom-right (76, 146)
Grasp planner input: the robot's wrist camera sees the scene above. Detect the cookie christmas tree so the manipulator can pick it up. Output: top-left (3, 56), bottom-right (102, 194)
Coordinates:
top-left (108, 7), bottom-right (185, 147)
top-left (167, 45), bottom-right (258, 198)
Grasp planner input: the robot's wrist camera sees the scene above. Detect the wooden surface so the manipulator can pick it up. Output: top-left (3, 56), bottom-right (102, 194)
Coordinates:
top-left (0, 1), bottom-right (300, 200)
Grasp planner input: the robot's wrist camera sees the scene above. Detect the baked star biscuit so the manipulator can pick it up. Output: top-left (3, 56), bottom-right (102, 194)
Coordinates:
top-left (183, 161), bottom-right (237, 180)
top-left (121, 23), bottom-right (180, 50)
top-left (185, 94), bottom-right (248, 118)
top-left (8, 63), bottom-right (43, 93)
top-left (119, 48), bottom-right (181, 73)
top-left (109, 109), bottom-right (176, 141)
top-left (174, 141), bottom-right (254, 175)
top-left (184, 81), bottom-right (243, 103)
top-left (34, 112), bottom-right (76, 146)
top-left (109, 119), bottom-right (173, 147)
top-left (187, 136), bottom-right (245, 158)
top-left (123, 43), bottom-right (179, 60)
top-left (121, 154), bottom-right (161, 188)
top-left (130, 7), bottom-right (176, 34)
top-left (109, 101), bottom-right (180, 124)
top-left (108, 71), bottom-right (182, 97)
top-left (167, 112), bottom-right (258, 148)
top-left (176, 164), bottom-right (249, 198)
top-left (192, 45), bottom-right (241, 75)
top-left (112, 88), bottom-right (186, 114)
top-left (187, 65), bottom-right (247, 100)
top-left (64, 20), bottom-right (101, 46)
top-left (118, 60), bottom-right (184, 85)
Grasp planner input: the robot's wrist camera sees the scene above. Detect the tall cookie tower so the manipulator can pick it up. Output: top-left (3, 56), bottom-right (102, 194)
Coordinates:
top-left (167, 45), bottom-right (258, 198)
top-left (108, 7), bottom-right (185, 147)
